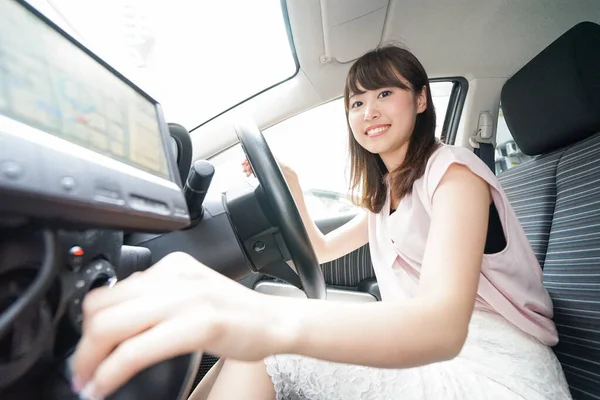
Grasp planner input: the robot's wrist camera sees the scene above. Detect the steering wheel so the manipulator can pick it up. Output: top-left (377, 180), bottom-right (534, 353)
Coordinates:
top-left (234, 119), bottom-right (326, 300)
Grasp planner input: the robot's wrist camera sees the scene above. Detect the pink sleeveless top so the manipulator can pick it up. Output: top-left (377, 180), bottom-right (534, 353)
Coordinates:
top-left (367, 144), bottom-right (559, 346)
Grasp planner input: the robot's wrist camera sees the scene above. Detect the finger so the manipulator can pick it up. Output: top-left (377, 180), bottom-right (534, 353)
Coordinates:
top-left (126, 271), bottom-right (144, 280)
top-left (152, 252), bottom-right (221, 282)
top-left (82, 253), bottom-right (202, 316)
top-left (73, 296), bottom-right (172, 386)
top-left (80, 315), bottom-right (210, 399)
top-left (80, 272), bottom-right (154, 317)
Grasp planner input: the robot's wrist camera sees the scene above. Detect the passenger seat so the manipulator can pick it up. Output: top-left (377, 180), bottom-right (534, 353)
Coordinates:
top-left (499, 21), bottom-right (600, 399)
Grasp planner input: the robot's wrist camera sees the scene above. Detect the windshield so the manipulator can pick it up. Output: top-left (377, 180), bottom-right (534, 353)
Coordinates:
top-left (26, 0), bottom-right (297, 129)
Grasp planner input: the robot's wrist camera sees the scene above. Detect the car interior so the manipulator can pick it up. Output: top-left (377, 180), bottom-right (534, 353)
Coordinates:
top-left (0, 0), bottom-right (599, 399)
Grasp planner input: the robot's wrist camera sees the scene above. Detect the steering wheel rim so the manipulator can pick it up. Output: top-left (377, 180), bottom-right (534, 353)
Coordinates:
top-left (234, 119), bottom-right (326, 300)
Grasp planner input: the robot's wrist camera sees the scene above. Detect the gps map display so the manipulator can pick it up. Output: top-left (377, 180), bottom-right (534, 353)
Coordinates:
top-left (0, 0), bottom-right (170, 180)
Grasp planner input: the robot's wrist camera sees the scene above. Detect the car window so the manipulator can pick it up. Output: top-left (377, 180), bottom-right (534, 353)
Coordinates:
top-left (210, 81), bottom-right (453, 219)
top-left (495, 107), bottom-right (532, 175)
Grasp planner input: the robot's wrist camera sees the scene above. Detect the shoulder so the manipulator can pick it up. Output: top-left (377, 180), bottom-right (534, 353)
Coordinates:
top-left (426, 144), bottom-right (483, 171)
top-left (421, 144), bottom-right (496, 202)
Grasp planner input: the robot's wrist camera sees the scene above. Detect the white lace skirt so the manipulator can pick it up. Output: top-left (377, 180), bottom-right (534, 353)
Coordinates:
top-left (264, 310), bottom-right (572, 400)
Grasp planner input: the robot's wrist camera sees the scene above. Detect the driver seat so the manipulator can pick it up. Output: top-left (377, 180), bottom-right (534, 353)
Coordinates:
top-left (498, 21), bottom-right (600, 399)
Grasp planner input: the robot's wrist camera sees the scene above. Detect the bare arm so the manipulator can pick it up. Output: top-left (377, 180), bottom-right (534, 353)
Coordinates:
top-left (243, 159), bottom-right (369, 263)
top-left (273, 164), bottom-right (491, 367)
top-left (70, 165), bottom-right (490, 398)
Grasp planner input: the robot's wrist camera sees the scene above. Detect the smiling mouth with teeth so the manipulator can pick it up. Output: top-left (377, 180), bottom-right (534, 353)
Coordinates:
top-left (365, 125), bottom-right (390, 137)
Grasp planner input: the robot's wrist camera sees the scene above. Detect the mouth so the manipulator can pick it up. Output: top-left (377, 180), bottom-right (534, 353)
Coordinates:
top-left (365, 124), bottom-right (390, 138)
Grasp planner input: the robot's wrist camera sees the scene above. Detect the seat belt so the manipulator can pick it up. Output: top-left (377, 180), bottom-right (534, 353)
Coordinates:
top-left (475, 142), bottom-right (495, 171)
top-left (469, 111), bottom-right (496, 172)
top-left (469, 112), bottom-right (507, 253)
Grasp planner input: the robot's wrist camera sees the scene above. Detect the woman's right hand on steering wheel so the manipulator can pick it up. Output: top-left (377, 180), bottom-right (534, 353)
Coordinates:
top-left (242, 158), bottom-right (298, 183)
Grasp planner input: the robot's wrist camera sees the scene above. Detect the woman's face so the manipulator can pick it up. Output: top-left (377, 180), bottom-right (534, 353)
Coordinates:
top-left (347, 80), bottom-right (427, 160)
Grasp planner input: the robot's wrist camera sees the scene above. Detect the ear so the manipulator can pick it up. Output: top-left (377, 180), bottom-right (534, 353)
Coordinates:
top-left (416, 85), bottom-right (428, 114)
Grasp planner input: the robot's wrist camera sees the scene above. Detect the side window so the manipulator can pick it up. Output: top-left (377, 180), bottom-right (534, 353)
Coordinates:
top-left (495, 107), bottom-right (532, 174)
top-left (260, 99), bottom-right (354, 220)
top-left (210, 81), bottom-right (453, 219)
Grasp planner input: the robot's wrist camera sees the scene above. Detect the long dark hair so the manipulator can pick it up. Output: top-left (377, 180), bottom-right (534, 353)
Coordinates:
top-left (344, 45), bottom-right (439, 213)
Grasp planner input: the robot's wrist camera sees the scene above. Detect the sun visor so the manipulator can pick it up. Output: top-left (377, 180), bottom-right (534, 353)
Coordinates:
top-left (320, 0), bottom-right (389, 63)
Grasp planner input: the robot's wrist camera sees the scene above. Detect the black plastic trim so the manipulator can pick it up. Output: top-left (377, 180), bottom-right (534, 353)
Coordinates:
top-left (431, 77), bottom-right (469, 145)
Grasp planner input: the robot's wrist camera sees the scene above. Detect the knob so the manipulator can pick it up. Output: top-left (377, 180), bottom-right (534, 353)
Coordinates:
top-left (69, 259), bottom-right (117, 330)
top-left (183, 160), bottom-right (215, 221)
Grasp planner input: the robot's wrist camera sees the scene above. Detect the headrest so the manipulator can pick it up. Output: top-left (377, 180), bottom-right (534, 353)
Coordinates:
top-left (501, 21), bottom-right (600, 155)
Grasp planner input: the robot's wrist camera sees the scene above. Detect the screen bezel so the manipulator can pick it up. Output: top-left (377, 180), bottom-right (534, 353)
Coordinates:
top-left (13, 0), bottom-right (183, 189)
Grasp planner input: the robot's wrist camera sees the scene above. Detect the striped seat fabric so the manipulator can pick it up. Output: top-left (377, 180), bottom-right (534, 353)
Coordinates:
top-left (544, 134), bottom-right (600, 398)
top-left (320, 244), bottom-right (375, 287)
top-left (500, 133), bottom-right (600, 399)
top-left (499, 21), bottom-right (600, 400)
top-left (499, 150), bottom-right (562, 268)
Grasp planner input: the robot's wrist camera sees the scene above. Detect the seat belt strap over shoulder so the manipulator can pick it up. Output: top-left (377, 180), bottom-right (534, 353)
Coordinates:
top-left (469, 111), bottom-right (496, 172)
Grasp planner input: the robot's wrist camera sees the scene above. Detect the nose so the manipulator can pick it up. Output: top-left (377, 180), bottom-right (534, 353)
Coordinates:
top-left (363, 101), bottom-right (379, 121)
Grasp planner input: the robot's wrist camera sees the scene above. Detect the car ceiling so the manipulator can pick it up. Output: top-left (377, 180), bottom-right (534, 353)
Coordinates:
top-left (191, 0), bottom-right (600, 161)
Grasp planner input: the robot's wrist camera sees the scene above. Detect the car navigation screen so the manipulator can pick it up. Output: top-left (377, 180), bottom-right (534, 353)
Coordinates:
top-left (0, 0), bottom-right (171, 180)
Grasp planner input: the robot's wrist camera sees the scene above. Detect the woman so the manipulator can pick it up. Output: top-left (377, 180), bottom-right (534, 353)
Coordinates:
top-left (71, 46), bottom-right (571, 399)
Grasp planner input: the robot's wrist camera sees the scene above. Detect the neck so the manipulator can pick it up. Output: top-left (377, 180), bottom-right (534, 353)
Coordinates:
top-left (380, 140), bottom-right (410, 172)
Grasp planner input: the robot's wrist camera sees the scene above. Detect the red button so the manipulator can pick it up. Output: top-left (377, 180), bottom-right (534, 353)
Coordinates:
top-left (68, 246), bottom-right (85, 271)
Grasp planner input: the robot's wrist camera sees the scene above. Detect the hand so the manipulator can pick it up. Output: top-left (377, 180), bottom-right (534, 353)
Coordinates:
top-left (71, 252), bottom-right (288, 399)
top-left (241, 157), bottom-right (298, 182)
top-left (241, 158), bottom-right (254, 177)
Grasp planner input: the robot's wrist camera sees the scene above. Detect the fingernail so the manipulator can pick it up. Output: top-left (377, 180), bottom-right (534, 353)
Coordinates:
top-left (71, 375), bottom-right (84, 393)
top-left (79, 382), bottom-right (103, 400)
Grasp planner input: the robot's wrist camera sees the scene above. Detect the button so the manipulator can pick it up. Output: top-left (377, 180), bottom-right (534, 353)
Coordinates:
top-left (68, 246), bottom-right (84, 271)
top-left (253, 241), bottom-right (266, 253)
top-left (70, 246), bottom-right (84, 257)
top-left (129, 195), bottom-right (170, 215)
top-left (94, 187), bottom-right (125, 205)
top-left (93, 183), bottom-right (125, 205)
top-left (1, 160), bottom-right (23, 180)
top-left (60, 176), bottom-right (76, 192)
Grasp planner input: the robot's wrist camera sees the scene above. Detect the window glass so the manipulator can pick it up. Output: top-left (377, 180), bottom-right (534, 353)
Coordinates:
top-left (26, 0), bottom-right (297, 128)
top-left (495, 107), bottom-right (532, 174)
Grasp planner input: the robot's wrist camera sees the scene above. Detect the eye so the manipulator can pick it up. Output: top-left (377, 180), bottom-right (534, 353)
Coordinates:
top-left (378, 90), bottom-right (392, 98)
top-left (351, 101), bottom-right (363, 109)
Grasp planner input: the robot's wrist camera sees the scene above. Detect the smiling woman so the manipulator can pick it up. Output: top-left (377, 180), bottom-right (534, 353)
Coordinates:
top-left (27, 0), bottom-right (298, 128)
